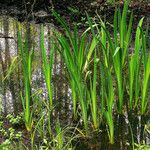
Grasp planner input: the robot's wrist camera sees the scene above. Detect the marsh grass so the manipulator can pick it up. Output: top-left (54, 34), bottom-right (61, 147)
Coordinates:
top-left (40, 25), bottom-right (54, 109)
top-left (1, 1), bottom-right (149, 148)
top-left (40, 24), bottom-right (55, 135)
top-left (141, 53), bottom-right (150, 114)
top-left (18, 27), bottom-right (34, 132)
top-left (53, 11), bottom-right (100, 133)
top-left (52, 0), bottom-right (149, 142)
top-left (87, 50), bottom-right (99, 129)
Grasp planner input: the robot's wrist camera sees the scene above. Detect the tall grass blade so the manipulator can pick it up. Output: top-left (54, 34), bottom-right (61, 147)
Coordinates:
top-left (40, 25), bottom-right (54, 108)
top-left (134, 18), bottom-right (144, 108)
top-left (89, 50), bottom-right (98, 129)
top-left (18, 29), bottom-right (33, 131)
top-left (141, 53), bottom-right (150, 114)
top-left (40, 25), bottom-right (54, 135)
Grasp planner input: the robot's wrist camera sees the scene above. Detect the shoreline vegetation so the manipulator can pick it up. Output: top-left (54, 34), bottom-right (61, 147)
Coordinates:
top-left (0, 0), bottom-right (150, 149)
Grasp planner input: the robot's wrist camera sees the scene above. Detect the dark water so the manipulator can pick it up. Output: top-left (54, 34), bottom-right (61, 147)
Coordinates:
top-left (74, 114), bottom-right (150, 150)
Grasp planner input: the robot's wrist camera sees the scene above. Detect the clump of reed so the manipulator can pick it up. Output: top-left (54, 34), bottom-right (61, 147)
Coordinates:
top-left (52, 0), bottom-right (149, 144)
top-left (14, 0), bottom-right (149, 146)
top-left (53, 11), bottom-right (100, 133)
top-left (18, 26), bottom-right (34, 132)
top-left (40, 25), bottom-right (54, 135)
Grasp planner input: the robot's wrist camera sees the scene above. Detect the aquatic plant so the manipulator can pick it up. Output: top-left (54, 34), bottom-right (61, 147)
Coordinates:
top-left (141, 52), bottom-right (150, 114)
top-left (129, 18), bottom-right (144, 109)
top-left (40, 24), bottom-right (54, 134)
top-left (111, 0), bottom-right (131, 113)
top-left (55, 28), bottom-right (89, 132)
top-left (53, 11), bottom-right (99, 133)
top-left (55, 119), bottom-right (64, 150)
top-left (40, 24), bottom-right (54, 109)
top-left (0, 0), bottom-right (149, 148)
top-left (104, 67), bottom-right (114, 144)
top-left (88, 51), bottom-right (99, 129)
top-left (18, 28), bottom-right (34, 132)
